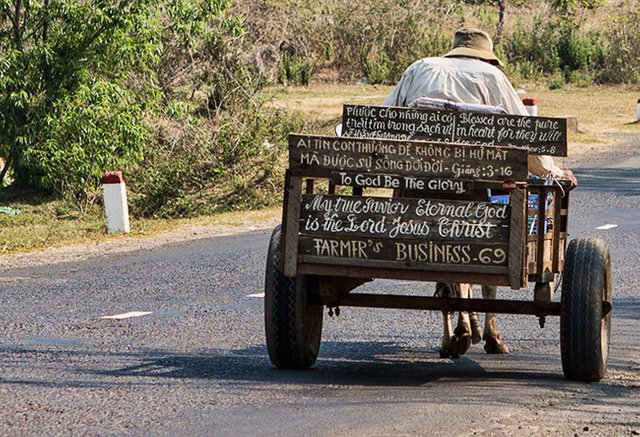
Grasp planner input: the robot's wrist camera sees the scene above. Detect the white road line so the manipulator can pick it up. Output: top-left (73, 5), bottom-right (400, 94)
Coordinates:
top-left (100, 311), bottom-right (153, 320)
top-left (246, 293), bottom-right (265, 298)
top-left (596, 224), bottom-right (618, 230)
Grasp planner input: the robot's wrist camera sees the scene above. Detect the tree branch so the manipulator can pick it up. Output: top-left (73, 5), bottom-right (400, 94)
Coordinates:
top-left (496, 0), bottom-right (506, 44)
top-left (0, 156), bottom-right (12, 186)
top-left (12, 0), bottom-right (22, 50)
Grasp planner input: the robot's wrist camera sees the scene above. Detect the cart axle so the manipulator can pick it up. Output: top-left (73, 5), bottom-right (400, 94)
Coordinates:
top-left (337, 293), bottom-right (562, 317)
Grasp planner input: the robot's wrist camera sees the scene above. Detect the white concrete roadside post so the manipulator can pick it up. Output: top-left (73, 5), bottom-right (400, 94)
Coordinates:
top-left (522, 97), bottom-right (538, 116)
top-left (101, 171), bottom-right (130, 234)
top-left (636, 98), bottom-right (640, 122)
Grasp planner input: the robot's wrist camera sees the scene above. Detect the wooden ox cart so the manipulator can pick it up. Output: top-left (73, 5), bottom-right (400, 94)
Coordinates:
top-left (264, 104), bottom-right (612, 382)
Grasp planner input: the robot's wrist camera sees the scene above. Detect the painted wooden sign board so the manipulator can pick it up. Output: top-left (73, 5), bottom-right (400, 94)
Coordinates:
top-left (289, 134), bottom-right (529, 183)
top-left (298, 194), bottom-right (511, 270)
top-left (341, 104), bottom-right (568, 157)
top-left (286, 133), bottom-right (528, 274)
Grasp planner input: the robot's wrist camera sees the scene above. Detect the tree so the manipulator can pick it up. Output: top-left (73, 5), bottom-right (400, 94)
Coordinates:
top-left (463, 0), bottom-right (507, 43)
top-left (0, 0), bottom-right (159, 198)
top-left (548, 0), bottom-right (606, 15)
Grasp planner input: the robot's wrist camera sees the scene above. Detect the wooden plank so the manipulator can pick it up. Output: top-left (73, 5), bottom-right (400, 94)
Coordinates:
top-left (282, 174), bottom-right (302, 277)
top-left (552, 190), bottom-right (562, 273)
top-left (299, 234), bottom-right (510, 269)
top-left (279, 170), bottom-right (291, 273)
top-left (289, 134), bottom-right (528, 182)
top-left (305, 178), bottom-right (314, 194)
top-left (299, 194), bottom-right (511, 243)
top-left (337, 293), bottom-right (562, 316)
top-left (298, 253), bottom-right (508, 274)
top-left (341, 104), bottom-right (568, 156)
top-left (535, 186), bottom-right (547, 282)
top-left (557, 193), bottom-right (570, 274)
top-left (527, 232), bottom-right (554, 242)
top-left (508, 188), bottom-right (527, 289)
top-left (298, 262), bottom-right (511, 286)
top-left (330, 171), bottom-right (476, 194)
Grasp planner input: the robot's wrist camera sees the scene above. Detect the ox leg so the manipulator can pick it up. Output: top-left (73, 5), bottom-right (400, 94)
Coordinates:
top-left (466, 285), bottom-right (482, 344)
top-left (440, 310), bottom-right (454, 358)
top-left (481, 285), bottom-right (510, 354)
top-left (469, 310), bottom-right (482, 344)
top-left (449, 283), bottom-right (474, 357)
top-left (436, 282), bottom-right (455, 358)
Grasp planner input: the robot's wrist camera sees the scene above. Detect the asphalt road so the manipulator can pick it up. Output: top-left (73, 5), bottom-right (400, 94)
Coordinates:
top-left (1, 139), bottom-right (639, 436)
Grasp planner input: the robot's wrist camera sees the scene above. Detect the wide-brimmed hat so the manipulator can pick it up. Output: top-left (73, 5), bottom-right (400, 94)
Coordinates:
top-left (443, 28), bottom-right (503, 67)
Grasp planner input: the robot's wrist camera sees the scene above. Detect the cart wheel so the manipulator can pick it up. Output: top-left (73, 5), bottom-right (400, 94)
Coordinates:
top-left (560, 238), bottom-right (612, 382)
top-left (264, 225), bottom-right (323, 369)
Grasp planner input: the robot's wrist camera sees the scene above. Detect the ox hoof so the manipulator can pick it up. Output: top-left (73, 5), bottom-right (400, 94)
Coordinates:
top-left (471, 326), bottom-right (482, 345)
top-left (484, 338), bottom-right (510, 354)
top-left (448, 334), bottom-right (472, 358)
top-left (439, 348), bottom-right (453, 359)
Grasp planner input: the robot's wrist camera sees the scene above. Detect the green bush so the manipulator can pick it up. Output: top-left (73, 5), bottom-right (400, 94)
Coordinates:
top-left (235, 0), bottom-right (639, 87)
top-left (361, 48), bottom-right (391, 84)
top-left (0, 0), bottom-right (160, 196)
top-left (502, 15), bottom-right (562, 74)
top-left (276, 52), bottom-right (313, 86)
top-left (502, 12), bottom-right (612, 87)
top-left (236, 0), bottom-right (457, 84)
top-left (548, 72), bottom-right (566, 90)
top-left (128, 106), bottom-right (307, 218)
top-left (503, 58), bottom-right (545, 83)
top-left (597, 11), bottom-right (640, 84)
top-left (556, 25), bottom-right (606, 72)
top-left (22, 82), bottom-right (147, 202)
top-left (329, 2), bottom-right (454, 83)
top-left (565, 69), bottom-right (593, 87)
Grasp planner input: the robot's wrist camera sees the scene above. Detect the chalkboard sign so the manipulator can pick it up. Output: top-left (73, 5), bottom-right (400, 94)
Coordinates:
top-left (300, 194), bottom-right (510, 242)
top-left (341, 104), bottom-right (567, 157)
top-left (329, 171), bottom-right (475, 194)
top-left (297, 194), bottom-right (511, 268)
top-left (298, 236), bottom-right (509, 268)
top-left (281, 110), bottom-right (531, 285)
top-left (289, 134), bottom-right (528, 182)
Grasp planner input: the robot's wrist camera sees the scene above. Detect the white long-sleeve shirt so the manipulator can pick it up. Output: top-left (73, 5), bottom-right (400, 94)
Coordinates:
top-left (382, 56), bottom-right (562, 177)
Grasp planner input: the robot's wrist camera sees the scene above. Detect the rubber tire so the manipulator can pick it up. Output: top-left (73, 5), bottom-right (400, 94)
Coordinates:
top-left (264, 225), bottom-right (323, 369)
top-left (560, 238), bottom-right (612, 382)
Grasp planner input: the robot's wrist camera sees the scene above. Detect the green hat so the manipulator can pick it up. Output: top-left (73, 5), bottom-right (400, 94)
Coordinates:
top-left (443, 28), bottom-right (503, 67)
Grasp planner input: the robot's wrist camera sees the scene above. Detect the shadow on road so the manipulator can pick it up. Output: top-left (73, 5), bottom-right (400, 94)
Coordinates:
top-left (3, 338), bottom-right (637, 417)
top-left (3, 340), bottom-right (568, 388)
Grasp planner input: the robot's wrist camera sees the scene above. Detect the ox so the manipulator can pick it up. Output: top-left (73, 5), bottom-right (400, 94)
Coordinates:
top-left (436, 282), bottom-right (510, 358)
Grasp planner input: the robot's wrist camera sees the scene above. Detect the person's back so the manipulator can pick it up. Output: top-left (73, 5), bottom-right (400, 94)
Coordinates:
top-left (382, 28), bottom-right (574, 181)
top-left (382, 56), bottom-right (527, 116)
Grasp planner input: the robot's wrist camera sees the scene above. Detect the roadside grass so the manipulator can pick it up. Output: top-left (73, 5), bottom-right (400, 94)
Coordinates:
top-left (1, 84), bottom-right (638, 256)
top-left (267, 83), bottom-right (640, 140)
top-left (522, 85), bottom-right (640, 149)
top-left (265, 84), bottom-right (389, 129)
top-left (0, 187), bottom-right (280, 256)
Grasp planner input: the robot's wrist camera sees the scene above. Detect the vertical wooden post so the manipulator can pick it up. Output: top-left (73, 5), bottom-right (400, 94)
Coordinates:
top-left (508, 187), bottom-right (526, 289)
top-left (282, 172), bottom-right (302, 277)
top-left (536, 186), bottom-right (547, 282)
top-left (551, 188), bottom-right (562, 272)
top-left (305, 178), bottom-right (314, 194)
